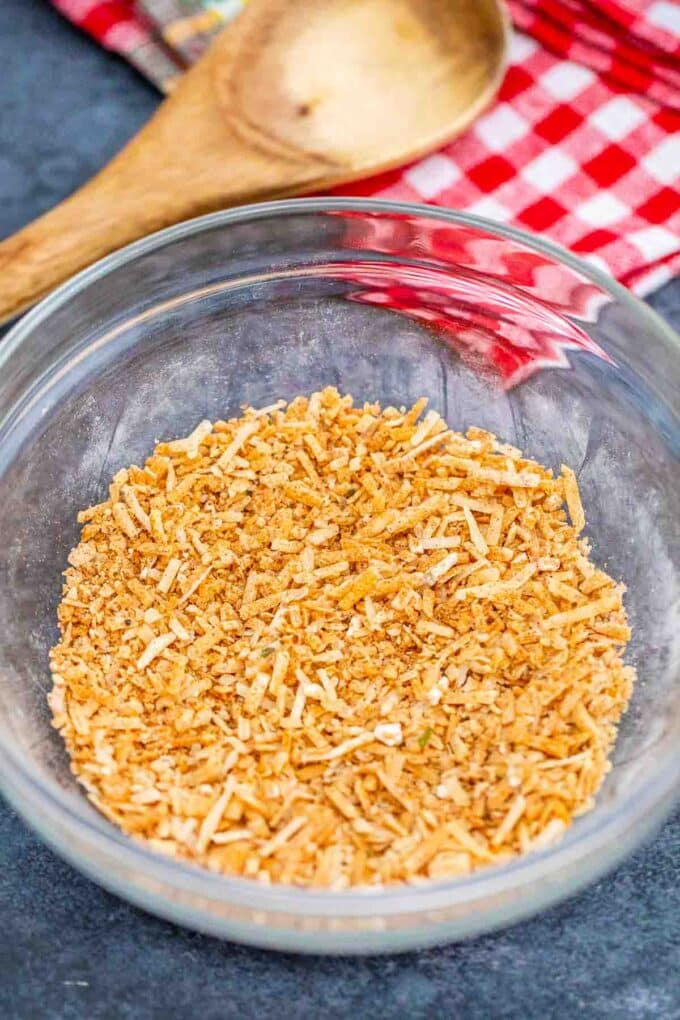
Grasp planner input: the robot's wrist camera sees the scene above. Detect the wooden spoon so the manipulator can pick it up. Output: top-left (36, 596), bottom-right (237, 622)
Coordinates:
top-left (0, 0), bottom-right (508, 324)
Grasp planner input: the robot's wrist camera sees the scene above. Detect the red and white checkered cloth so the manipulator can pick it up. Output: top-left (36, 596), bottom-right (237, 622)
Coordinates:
top-left (52, 0), bottom-right (680, 296)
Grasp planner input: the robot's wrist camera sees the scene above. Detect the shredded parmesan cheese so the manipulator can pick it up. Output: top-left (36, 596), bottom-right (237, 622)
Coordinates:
top-left (562, 464), bottom-right (586, 534)
top-left (50, 389), bottom-right (633, 888)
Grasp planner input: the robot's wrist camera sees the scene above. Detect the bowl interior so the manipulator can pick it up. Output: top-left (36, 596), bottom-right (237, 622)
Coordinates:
top-left (0, 203), bottom-right (677, 937)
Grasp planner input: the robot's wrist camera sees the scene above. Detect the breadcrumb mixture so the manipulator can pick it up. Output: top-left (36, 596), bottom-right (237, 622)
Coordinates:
top-left (49, 388), bottom-right (634, 887)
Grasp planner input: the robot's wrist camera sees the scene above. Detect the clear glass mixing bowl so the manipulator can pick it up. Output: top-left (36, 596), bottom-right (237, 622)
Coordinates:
top-left (0, 199), bottom-right (678, 954)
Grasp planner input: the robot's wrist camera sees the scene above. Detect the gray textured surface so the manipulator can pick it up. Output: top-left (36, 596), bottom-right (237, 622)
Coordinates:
top-left (0, 2), bottom-right (678, 1018)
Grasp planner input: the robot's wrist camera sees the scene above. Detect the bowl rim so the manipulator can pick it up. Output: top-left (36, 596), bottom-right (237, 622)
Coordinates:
top-left (0, 196), bottom-right (678, 922)
top-left (2, 197), bottom-right (679, 377)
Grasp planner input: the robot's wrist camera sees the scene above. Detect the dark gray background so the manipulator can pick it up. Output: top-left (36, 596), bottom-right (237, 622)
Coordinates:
top-left (1, 2), bottom-right (678, 1018)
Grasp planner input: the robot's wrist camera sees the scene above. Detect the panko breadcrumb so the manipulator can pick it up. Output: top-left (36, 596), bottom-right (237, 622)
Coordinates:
top-left (49, 388), bottom-right (634, 888)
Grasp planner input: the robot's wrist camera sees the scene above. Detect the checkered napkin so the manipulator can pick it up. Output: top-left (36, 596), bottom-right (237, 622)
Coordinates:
top-left (52, 0), bottom-right (680, 295)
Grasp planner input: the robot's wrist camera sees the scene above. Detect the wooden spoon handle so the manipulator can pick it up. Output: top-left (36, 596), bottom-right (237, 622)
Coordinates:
top-left (0, 29), bottom-right (327, 325)
top-left (0, 173), bottom-right (168, 324)
top-left (0, 130), bottom-right (312, 326)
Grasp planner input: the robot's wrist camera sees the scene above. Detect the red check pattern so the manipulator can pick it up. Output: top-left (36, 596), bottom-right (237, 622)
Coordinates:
top-left (51, 0), bottom-right (680, 296)
top-left (51, 0), bottom-right (183, 86)
top-left (510, 0), bottom-right (680, 108)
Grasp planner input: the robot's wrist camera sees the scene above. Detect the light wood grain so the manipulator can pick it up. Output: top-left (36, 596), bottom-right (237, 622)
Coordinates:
top-left (0, 0), bottom-right (508, 324)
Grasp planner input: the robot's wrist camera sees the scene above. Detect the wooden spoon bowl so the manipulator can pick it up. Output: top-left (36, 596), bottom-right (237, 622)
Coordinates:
top-left (0, 0), bottom-right (508, 323)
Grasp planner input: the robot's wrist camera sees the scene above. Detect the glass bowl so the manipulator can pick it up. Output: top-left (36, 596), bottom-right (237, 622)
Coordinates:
top-left (0, 199), bottom-right (677, 954)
